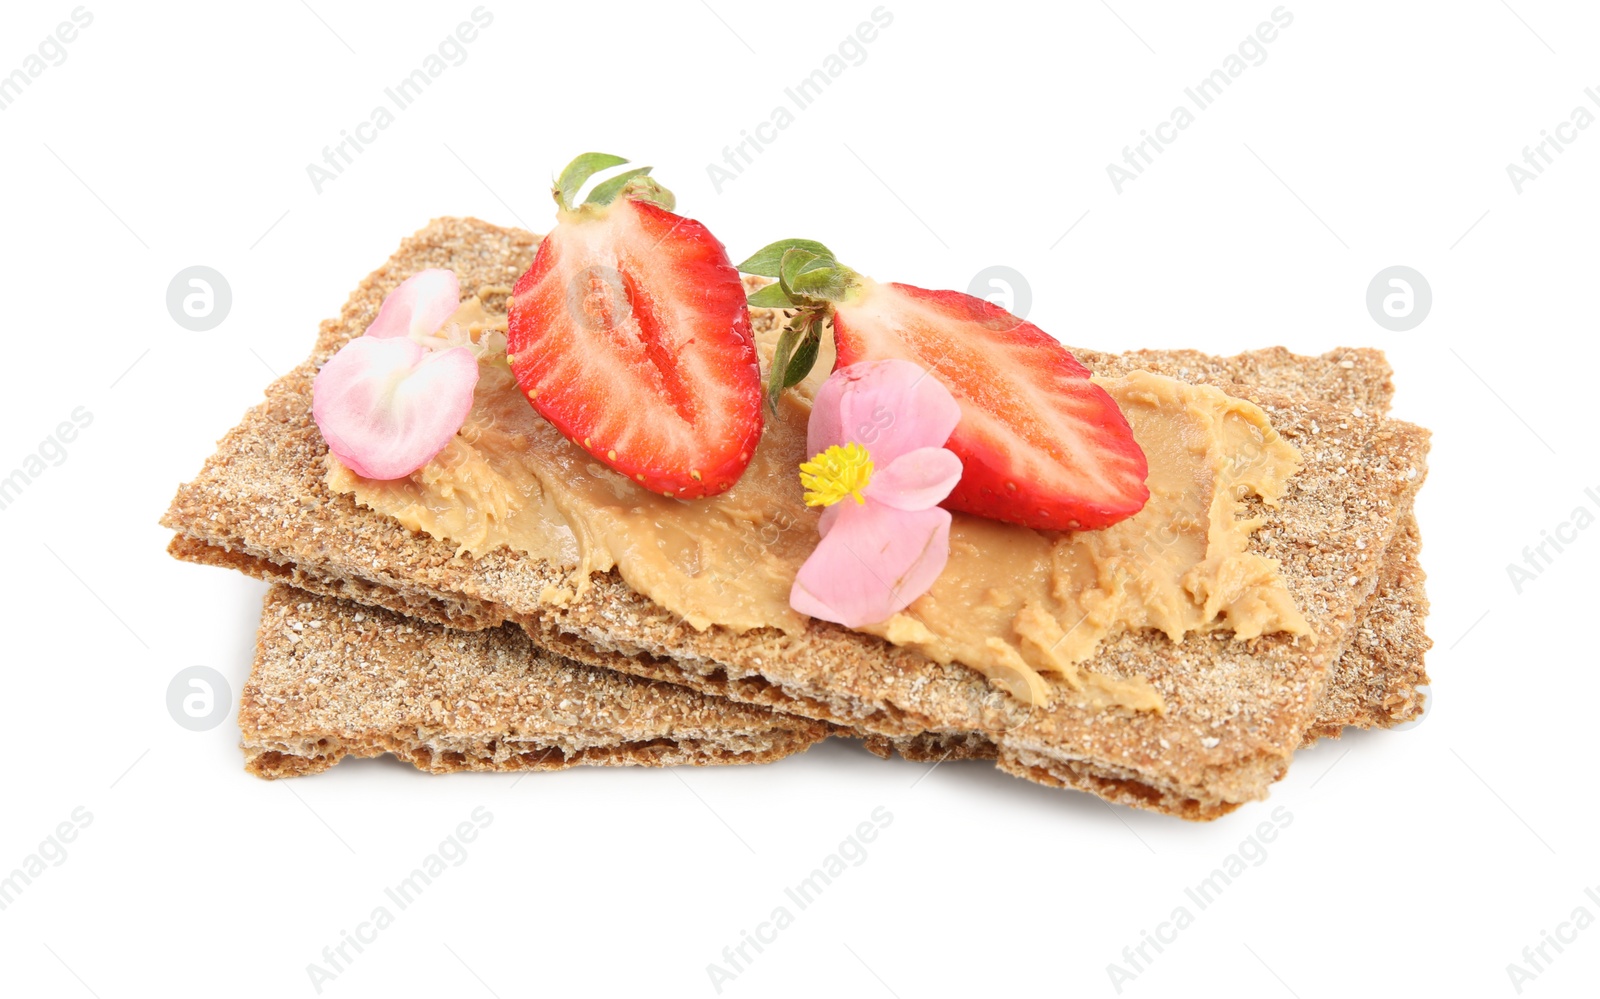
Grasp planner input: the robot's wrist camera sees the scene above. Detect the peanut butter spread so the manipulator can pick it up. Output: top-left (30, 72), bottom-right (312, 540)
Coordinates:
top-left (328, 298), bottom-right (1310, 710)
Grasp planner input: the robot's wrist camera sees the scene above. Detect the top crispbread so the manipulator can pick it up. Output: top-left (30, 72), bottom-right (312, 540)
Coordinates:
top-left (163, 217), bottom-right (1430, 818)
top-left (1080, 345), bottom-right (1394, 415)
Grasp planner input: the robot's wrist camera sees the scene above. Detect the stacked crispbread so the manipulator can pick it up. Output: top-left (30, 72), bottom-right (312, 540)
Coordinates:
top-left (244, 584), bottom-right (829, 778)
top-left (164, 217), bottom-right (1431, 818)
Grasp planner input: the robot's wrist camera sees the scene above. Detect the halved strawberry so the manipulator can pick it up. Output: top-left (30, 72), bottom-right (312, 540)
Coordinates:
top-left (508, 156), bottom-right (762, 499)
top-left (736, 240), bottom-right (1149, 531)
top-left (832, 281), bottom-right (1148, 530)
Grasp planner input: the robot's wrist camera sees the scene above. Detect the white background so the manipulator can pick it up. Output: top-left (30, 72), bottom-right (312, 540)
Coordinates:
top-left (2, 1), bottom-right (1597, 996)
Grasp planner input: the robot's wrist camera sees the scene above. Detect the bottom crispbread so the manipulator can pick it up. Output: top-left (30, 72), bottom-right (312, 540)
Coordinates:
top-left (244, 585), bottom-right (829, 777)
top-left (1299, 513), bottom-right (1430, 743)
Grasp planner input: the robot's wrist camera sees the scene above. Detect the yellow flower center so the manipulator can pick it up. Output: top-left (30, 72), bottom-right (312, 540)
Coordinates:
top-left (799, 443), bottom-right (874, 507)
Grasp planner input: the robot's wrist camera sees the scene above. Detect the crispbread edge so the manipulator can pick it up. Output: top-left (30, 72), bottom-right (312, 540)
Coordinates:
top-left (245, 584), bottom-right (830, 778)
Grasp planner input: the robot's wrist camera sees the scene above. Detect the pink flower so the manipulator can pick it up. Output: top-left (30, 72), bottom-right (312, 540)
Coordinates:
top-left (311, 269), bottom-right (480, 480)
top-left (789, 359), bottom-right (963, 628)
top-left (363, 268), bottom-right (463, 341)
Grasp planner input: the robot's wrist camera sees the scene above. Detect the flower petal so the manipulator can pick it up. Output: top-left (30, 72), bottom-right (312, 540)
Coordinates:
top-left (312, 336), bottom-right (479, 480)
top-left (866, 446), bottom-right (962, 511)
top-left (366, 269), bottom-right (461, 340)
top-left (817, 502), bottom-right (843, 538)
top-left (804, 369), bottom-right (846, 456)
top-left (807, 358), bottom-right (961, 466)
top-left (790, 501), bottom-right (951, 628)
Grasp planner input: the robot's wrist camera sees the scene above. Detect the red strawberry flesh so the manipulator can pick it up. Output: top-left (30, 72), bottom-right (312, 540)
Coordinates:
top-left (831, 281), bottom-right (1149, 530)
top-left (508, 199), bottom-right (762, 498)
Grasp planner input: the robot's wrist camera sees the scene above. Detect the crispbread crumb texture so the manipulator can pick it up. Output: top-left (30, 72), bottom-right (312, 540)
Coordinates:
top-left (243, 585), bottom-right (828, 778)
top-left (1299, 514), bottom-right (1431, 744)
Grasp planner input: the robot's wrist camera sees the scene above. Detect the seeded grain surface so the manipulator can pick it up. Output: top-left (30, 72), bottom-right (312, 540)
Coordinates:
top-left (244, 585), bottom-right (829, 777)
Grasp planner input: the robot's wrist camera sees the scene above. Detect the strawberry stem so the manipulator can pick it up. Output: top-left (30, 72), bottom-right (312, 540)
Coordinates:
top-left (551, 153), bottom-right (676, 213)
top-left (763, 309), bottom-right (828, 415)
top-left (737, 238), bottom-right (863, 413)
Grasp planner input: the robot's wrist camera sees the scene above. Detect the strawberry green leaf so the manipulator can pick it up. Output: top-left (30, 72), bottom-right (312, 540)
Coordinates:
top-left (737, 239), bottom-right (835, 278)
top-left (619, 174), bottom-right (676, 211)
top-left (765, 246), bottom-right (862, 308)
top-left (557, 153), bottom-right (629, 210)
top-left (747, 283), bottom-right (796, 309)
top-left (790, 264), bottom-right (853, 301)
top-left (778, 248), bottom-right (822, 299)
top-left (794, 255), bottom-right (834, 277)
top-left (766, 325), bottom-right (802, 414)
top-left (585, 166), bottom-right (656, 207)
top-left (764, 316), bottom-right (825, 414)
top-left (784, 321), bottom-right (822, 389)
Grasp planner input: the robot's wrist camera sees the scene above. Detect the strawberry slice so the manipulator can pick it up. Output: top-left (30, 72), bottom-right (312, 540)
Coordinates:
top-left (832, 281), bottom-right (1148, 530)
top-left (508, 157), bottom-right (761, 499)
top-left (736, 239), bottom-right (1148, 531)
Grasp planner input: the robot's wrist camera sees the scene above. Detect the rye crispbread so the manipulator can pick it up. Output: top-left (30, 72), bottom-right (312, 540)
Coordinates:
top-left (162, 217), bottom-right (1431, 818)
top-left (245, 584), bottom-right (829, 777)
